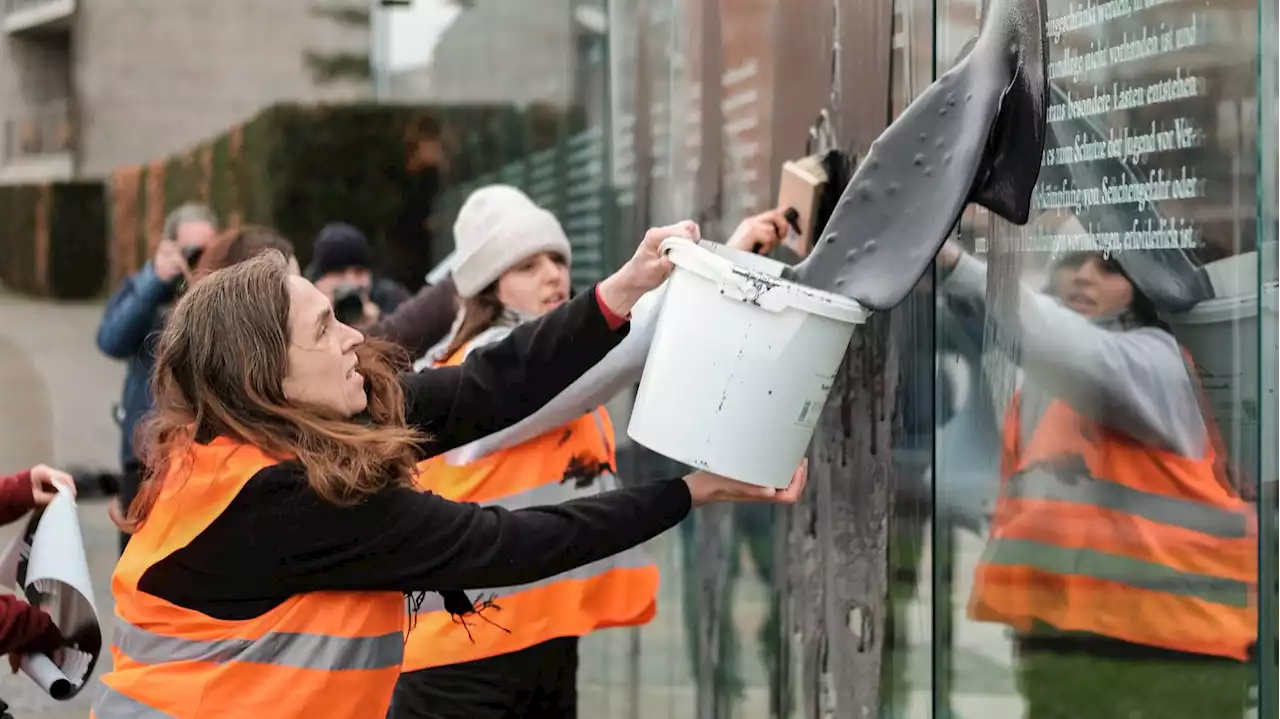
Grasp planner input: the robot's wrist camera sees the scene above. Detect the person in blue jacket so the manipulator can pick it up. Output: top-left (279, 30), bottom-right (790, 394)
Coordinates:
top-left (96, 203), bottom-right (218, 553)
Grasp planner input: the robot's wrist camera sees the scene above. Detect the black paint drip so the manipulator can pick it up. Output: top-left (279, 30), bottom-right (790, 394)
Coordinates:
top-left (560, 455), bottom-right (614, 489)
top-left (794, 0), bottom-right (1049, 311)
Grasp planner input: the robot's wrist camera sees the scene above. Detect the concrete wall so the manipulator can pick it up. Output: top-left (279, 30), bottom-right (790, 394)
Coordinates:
top-left (389, 64), bottom-right (433, 101)
top-left (426, 0), bottom-right (575, 107)
top-left (0, 28), bottom-right (71, 166)
top-left (73, 0), bottom-right (371, 176)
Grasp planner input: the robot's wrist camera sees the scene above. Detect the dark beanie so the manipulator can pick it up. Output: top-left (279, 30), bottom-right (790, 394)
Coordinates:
top-left (307, 222), bottom-right (373, 280)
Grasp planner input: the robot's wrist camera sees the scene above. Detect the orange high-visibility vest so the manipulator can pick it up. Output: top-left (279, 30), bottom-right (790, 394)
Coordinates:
top-left (969, 358), bottom-right (1258, 660)
top-left (401, 340), bottom-right (658, 673)
top-left (93, 438), bottom-right (406, 719)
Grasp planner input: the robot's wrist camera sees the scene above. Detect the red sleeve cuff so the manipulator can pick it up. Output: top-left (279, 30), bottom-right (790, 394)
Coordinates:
top-left (0, 472), bottom-right (35, 527)
top-left (594, 286), bottom-right (629, 331)
top-left (0, 595), bottom-right (60, 657)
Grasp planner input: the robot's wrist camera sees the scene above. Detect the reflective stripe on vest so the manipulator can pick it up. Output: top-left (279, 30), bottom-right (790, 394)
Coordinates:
top-left (1002, 465), bottom-right (1249, 539)
top-left (94, 687), bottom-right (175, 719)
top-left (402, 340), bottom-right (659, 672)
top-left (981, 537), bottom-right (1250, 609)
top-left (95, 438), bottom-right (408, 719)
top-left (113, 619), bottom-right (404, 670)
top-left (450, 463), bottom-right (619, 512)
top-left (969, 370), bottom-right (1257, 660)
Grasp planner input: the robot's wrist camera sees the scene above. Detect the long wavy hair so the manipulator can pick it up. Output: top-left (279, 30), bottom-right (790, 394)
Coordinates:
top-left (127, 251), bottom-right (423, 528)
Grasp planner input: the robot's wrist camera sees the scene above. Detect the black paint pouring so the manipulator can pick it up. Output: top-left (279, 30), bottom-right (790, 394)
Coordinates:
top-left (794, 0), bottom-right (1049, 311)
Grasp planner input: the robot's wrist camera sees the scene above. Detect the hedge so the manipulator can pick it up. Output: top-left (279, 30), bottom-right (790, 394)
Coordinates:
top-left (0, 182), bottom-right (107, 300)
top-left (110, 102), bottom-right (580, 293)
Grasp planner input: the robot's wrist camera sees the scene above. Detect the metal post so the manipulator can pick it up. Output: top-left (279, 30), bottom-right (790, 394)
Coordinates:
top-left (764, 1), bottom-right (834, 715)
top-left (370, 0), bottom-right (384, 100)
top-left (372, 0), bottom-right (413, 101)
top-left (805, 0), bottom-right (897, 714)
top-left (690, 3), bottom-right (732, 718)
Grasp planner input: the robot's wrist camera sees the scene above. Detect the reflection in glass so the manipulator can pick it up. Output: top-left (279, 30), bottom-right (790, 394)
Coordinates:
top-left (932, 0), bottom-right (1264, 715)
top-left (592, 1), bottom-right (794, 717)
top-left (1259, 1), bottom-right (1279, 717)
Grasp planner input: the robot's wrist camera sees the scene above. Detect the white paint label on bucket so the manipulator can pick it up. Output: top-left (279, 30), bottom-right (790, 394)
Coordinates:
top-left (795, 399), bottom-right (822, 429)
top-left (794, 383), bottom-right (832, 429)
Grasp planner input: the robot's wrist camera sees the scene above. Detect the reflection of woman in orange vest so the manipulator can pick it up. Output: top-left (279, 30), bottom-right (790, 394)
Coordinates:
top-left (90, 224), bottom-right (807, 719)
top-left (937, 238), bottom-right (1256, 717)
top-left (391, 185), bottom-right (658, 719)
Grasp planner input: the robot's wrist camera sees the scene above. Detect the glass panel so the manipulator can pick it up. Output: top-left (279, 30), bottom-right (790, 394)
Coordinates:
top-left (594, 1), bottom-right (695, 714)
top-left (598, 0), bottom-right (942, 715)
top-left (889, 1), bottom-right (942, 718)
top-left (1255, 0), bottom-right (1278, 714)
top-left (381, 0), bottom-right (1037, 713)
top-left (589, 0), bottom-right (796, 715)
top-left (931, 0), bottom-right (1265, 716)
top-left (601, 1), bottom-right (797, 715)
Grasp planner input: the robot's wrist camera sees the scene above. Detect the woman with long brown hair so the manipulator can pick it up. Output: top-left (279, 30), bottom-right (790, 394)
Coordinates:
top-left (91, 221), bottom-right (806, 719)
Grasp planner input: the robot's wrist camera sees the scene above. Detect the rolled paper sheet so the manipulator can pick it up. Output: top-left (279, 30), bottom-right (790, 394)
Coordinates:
top-left (444, 282), bottom-right (670, 466)
top-left (0, 486), bottom-right (102, 701)
top-left (19, 653), bottom-right (73, 701)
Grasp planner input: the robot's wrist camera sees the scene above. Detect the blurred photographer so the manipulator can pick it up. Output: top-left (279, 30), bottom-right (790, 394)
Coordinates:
top-left (105, 224), bottom-right (301, 539)
top-left (307, 223), bottom-right (410, 330)
top-left (96, 203), bottom-right (217, 553)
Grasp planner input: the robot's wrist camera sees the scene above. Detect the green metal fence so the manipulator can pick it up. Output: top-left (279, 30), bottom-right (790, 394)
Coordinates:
top-left (436, 123), bottom-right (619, 290)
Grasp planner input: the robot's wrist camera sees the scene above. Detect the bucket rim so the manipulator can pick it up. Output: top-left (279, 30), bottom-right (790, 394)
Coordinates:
top-left (661, 236), bottom-right (870, 324)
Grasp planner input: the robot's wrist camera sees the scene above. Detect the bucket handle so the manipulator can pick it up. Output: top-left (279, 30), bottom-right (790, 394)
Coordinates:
top-left (660, 237), bottom-right (790, 313)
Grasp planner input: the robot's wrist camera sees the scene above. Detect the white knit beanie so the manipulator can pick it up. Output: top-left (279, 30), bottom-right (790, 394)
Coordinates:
top-left (451, 184), bottom-right (574, 298)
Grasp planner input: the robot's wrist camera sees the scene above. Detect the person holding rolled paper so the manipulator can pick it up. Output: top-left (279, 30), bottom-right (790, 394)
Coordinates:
top-left (0, 465), bottom-right (75, 672)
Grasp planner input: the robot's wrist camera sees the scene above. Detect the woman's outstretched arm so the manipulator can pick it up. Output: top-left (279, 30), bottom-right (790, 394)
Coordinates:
top-left (134, 460), bottom-right (804, 621)
top-left (135, 463), bottom-right (691, 618)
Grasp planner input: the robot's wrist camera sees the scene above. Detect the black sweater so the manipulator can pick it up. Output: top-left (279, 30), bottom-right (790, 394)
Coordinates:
top-left (137, 289), bottom-right (692, 621)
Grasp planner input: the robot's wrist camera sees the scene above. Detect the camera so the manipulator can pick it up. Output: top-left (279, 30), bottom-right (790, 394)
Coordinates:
top-left (333, 284), bottom-right (368, 326)
top-left (173, 243), bottom-right (206, 295)
top-left (181, 243), bottom-right (205, 267)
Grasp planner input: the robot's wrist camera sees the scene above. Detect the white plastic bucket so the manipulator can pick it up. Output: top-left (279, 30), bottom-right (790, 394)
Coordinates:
top-left (1169, 279), bottom-right (1279, 486)
top-left (627, 237), bottom-right (870, 488)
